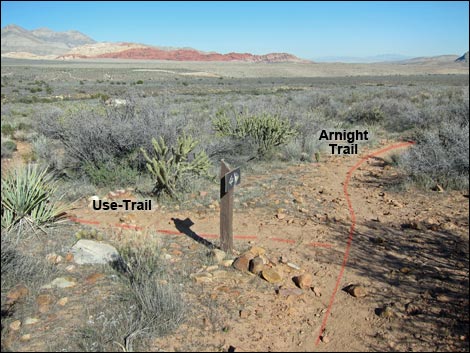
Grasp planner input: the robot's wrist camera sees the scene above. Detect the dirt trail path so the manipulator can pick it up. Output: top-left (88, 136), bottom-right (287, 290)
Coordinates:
top-left (63, 140), bottom-right (470, 351)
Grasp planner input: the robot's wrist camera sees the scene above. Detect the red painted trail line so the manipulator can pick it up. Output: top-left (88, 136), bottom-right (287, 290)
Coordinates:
top-left (67, 217), bottom-right (100, 225)
top-left (270, 237), bottom-right (296, 244)
top-left (314, 141), bottom-right (414, 345)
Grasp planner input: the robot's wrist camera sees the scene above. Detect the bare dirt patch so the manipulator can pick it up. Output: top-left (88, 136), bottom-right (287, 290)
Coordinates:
top-left (50, 140), bottom-right (469, 352)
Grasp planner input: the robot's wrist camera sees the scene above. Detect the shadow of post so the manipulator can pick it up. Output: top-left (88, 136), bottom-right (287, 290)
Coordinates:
top-left (171, 217), bottom-right (215, 249)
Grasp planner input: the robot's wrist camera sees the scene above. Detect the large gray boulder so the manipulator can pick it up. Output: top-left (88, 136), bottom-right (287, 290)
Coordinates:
top-left (71, 239), bottom-right (120, 265)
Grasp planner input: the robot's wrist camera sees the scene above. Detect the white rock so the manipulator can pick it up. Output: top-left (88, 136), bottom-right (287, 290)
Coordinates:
top-left (70, 239), bottom-right (120, 264)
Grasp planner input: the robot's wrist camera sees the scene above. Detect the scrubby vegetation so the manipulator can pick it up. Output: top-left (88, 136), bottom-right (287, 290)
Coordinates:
top-left (1, 65), bottom-right (468, 199)
top-left (0, 61), bottom-right (468, 352)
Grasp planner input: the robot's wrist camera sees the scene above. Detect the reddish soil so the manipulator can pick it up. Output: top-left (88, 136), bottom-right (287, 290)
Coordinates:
top-left (3, 140), bottom-right (468, 351)
top-left (69, 140), bottom-right (469, 352)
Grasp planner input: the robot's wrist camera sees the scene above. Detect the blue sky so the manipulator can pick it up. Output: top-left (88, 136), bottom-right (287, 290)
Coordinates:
top-left (1, 1), bottom-right (468, 59)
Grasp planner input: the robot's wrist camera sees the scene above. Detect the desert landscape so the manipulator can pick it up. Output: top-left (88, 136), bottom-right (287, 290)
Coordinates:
top-left (1, 3), bottom-right (469, 352)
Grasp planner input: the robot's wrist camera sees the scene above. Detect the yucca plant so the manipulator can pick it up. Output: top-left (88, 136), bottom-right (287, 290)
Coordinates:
top-left (1, 163), bottom-right (68, 237)
top-left (141, 134), bottom-right (212, 199)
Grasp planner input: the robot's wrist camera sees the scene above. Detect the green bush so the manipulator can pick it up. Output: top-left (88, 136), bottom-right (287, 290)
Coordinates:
top-left (83, 160), bottom-right (140, 187)
top-left (213, 113), bottom-right (297, 158)
top-left (141, 134), bottom-right (212, 199)
top-left (348, 106), bottom-right (385, 124)
top-left (1, 164), bottom-right (68, 236)
top-left (1, 123), bottom-right (15, 137)
top-left (1, 140), bottom-right (17, 158)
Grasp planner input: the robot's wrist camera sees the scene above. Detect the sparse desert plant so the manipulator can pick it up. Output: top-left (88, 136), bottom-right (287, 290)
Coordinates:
top-left (1, 139), bottom-right (17, 158)
top-left (141, 134), bottom-right (212, 198)
top-left (1, 163), bottom-right (68, 236)
top-left (75, 243), bottom-right (185, 352)
top-left (1, 234), bottom-right (57, 295)
top-left (213, 113), bottom-right (297, 158)
top-left (399, 117), bottom-right (469, 190)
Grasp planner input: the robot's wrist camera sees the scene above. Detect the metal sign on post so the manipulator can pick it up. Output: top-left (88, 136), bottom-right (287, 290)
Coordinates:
top-left (220, 160), bottom-right (240, 254)
top-left (223, 167), bottom-right (241, 193)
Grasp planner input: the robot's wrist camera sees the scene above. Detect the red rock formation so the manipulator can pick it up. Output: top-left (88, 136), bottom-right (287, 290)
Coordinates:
top-left (59, 46), bottom-right (307, 63)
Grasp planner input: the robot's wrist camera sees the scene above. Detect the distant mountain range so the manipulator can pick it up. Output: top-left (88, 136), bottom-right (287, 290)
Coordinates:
top-left (1, 24), bottom-right (468, 65)
top-left (313, 54), bottom-right (413, 63)
top-left (0, 24), bottom-right (307, 63)
top-left (1, 24), bottom-right (95, 55)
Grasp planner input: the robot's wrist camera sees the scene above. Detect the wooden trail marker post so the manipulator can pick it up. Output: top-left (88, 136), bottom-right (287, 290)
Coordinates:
top-left (220, 160), bottom-right (241, 254)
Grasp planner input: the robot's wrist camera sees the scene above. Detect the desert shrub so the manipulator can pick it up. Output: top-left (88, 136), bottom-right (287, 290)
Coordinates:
top-left (400, 117), bottom-right (469, 190)
top-left (83, 159), bottom-right (141, 187)
top-left (1, 123), bottom-right (15, 137)
top-left (75, 244), bottom-right (185, 352)
top-left (213, 113), bottom-right (297, 158)
top-left (31, 135), bottom-right (64, 172)
top-left (347, 104), bottom-right (385, 124)
top-left (1, 235), bottom-right (57, 294)
top-left (1, 163), bottom-right (68, 236)
top-left (34, 98), bottom-right (188, 183)
top-left (141, 134), bottom-right (212, 198)
top-left (1, 139), bottom-right (17, 158)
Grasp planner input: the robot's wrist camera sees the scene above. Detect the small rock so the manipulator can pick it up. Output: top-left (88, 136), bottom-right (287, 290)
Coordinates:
top-left (279, 256), bottom-right (288, 264)
top-left (248, 246), bottom-right (266, 257)
top-left (390, 199), bottom-right (403, 208)
top-left (405, 302), bottom-right (421, 316)
top-left (209, 249), bottom-right (226, 263)
top-left (239, 309), bottom-right (250, 319)
top-left (222, 259), bottom-right (234, 267)
top-left (71, 239), bottom-right (120, 265)
top-left (45, 252), bottom-right (60, 264)
top-left (20, 334), bottom-right (31, 342)
top-left (312, 287), bottom-right (322, 297)
top-left (24, 317), bottom-right (40, 325)
top-left (9, 320), bottom-right (21, 331)
top-left (57, 297), bottom-right (69, 306)
top-left (85, 273), bottom-right (104, 285)
top-left (431, 184), bottom-right (444, 192)
top-left (276, 213), bottom-right (286, 220)
top-left (190, 272), bottom-right (213, 284)
top-left (206, 265), bottom-right (219, 272)
top-left (42, 277), bottom-right (77, 289)
top-left (378, 305), bottom-right (395, 318)
top-left (65, 265), bottom-right (76, 272)
top-left (287, 262), bottom-right (301, 270)
top-left (65, 252), bottom-right (74, 262)
top-left (344, 284), bottom-right (368, 298)
top-left (37, 294), bottom-right (55, 313)
top-left (261, 268), bottom-right (282, 283)
top-left (436, 294), bottom-right (451, 303)
top-left (233, 254), bottom-right (253, 272)
top-left (294, 197), bottom-right (304, 204)
top-left (249, 256), bottom-right (264, 274)
top-left (6, 284), bottom-right (29, 305)
top-left (88, 195), bottom-right (100, 208)
top-left (321, 335), bottom-right (330, 343)
top-left (400, 267), bottom-right (412, 274)
top-left (293, 273), bottom-right (313, 289)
